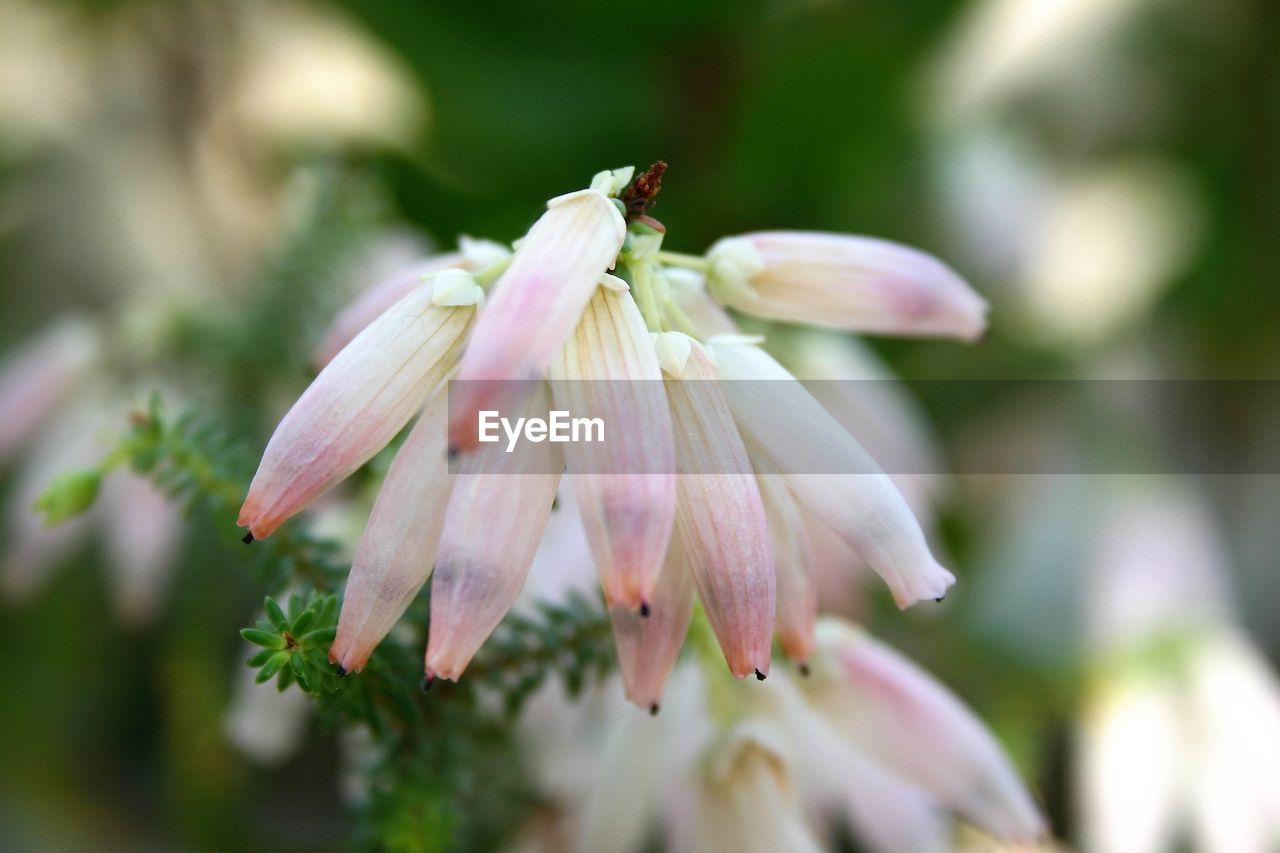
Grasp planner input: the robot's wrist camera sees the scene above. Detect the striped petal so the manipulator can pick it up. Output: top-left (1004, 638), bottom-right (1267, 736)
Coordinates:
top-left (659, 333), bottom-right (774, 679)
top-left (313, 238), bottom-right (509, 367)
top-left (756, 472), bottom-right (817, 664)
top-left (708, 339), bottom-right (954, 608)
top-left (706, 232), bottom-right (987, 341)
top-left (447, 188), bottom-right (626, 452)
top-left (609, 529), bottom-right (696, 712)
top-left (803, 619), bottom-right (1047, 843)
top-left (239, 270), bottom-right (481, 539)
top-left (312, 253), bottom-right (465, 368)
top-left (549, 283), bottom-right (676, 611)
top-left (330, 392), bottom-right (452, 673)
top-left (425, 383), bottom-right (563, 681)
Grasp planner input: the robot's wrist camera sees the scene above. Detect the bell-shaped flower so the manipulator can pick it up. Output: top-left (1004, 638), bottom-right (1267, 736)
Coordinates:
top-left (1185, 630), bottom-right (1280, 853)
top-left (609, 529), bottom-right (697, 713)
top-left (1078, 671), bottom-right (1186, 853)
top-left (0, 317), bottom-right (98, 463)
top-left (705, 232), bottom-right (987, 341)
top-left (447, 188), bottom-right (626, 452)
top-left (658, 332), bottom-right (774, 679)
top-left (777, 676), bottom-right (951, 853)
top-left (678, 721), bottom-right (824, 853)
top-left (101, 470), bottom-right (183, 628)
top-left (425, 383), bottom-right (563, 682)
top-left (330, 392), bottom-right (453, 674)
top-left (549, 280), bottom-right (676, 611)
top-left (800, 619), bottom-right (1047, 843)
top-left (238, 269), bottom-right (483, 540)
top-left (709, 338), bottom-right (954, 607)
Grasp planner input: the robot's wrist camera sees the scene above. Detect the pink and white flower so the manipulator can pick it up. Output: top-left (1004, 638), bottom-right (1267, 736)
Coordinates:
top-left (237, 165), bottom-right (988, 699)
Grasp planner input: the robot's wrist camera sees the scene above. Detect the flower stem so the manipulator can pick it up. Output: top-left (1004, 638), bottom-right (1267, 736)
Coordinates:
top-left (653, 251), bottom-right (708, 271)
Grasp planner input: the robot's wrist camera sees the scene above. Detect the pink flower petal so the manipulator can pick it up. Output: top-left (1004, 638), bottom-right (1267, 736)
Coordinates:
top-left (550, 284), bottom-right (675, 610)
top-left (447, 188), bottom-right (625, 452)
top-left (331, 393), bottom-right (452, 673)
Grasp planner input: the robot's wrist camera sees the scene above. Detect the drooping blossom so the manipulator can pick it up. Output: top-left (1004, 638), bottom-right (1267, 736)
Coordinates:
top-left (238, 164), bottom-right (986, 694)
top-left (1078, 482), bottom-right (1280, 853)
top-left (511, 614), bottom-right (1045, 853)
top-left (705, 232), bottom-right (988, 341)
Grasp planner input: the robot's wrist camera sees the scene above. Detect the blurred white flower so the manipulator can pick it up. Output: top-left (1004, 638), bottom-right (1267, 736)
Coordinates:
top-left (517, 616), bottom-right (1045, 853)
top-left (1019, 160), bottom-right (1201, 347)
top-left (226, 1), bottom-right (429, 151)
top-left (1079, 482), bottom-right (1280, 853)
top-left (926, 0), bottom-right (1154, 122)
top-left (0, 0), bottom-right (90, 157)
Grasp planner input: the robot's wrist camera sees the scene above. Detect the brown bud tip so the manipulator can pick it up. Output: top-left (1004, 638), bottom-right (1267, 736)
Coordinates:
top-left (649, 703), bottom-right (660, 716)
top-left (241, 531), bottom-right (255, 545)
top-left (335, 664), bottom-right (347, 678)
top-left (639, 602), bottom-right (651, 618)
top-left (798, 663), bottom-right (811, 677)
top-left (420, 674), bottom-right (435, 693)
top-left (755, 669), bottom-right (767, 681)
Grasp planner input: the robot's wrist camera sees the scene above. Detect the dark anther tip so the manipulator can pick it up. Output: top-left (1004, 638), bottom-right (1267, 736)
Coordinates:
top-left (798, 663), bottom-right (811, 677)
top-left (446, 445), bottom-right (460, 462)
top-left (241, 532), bottom-right (255, 545)
top-left (649, 703), bottom-right (660, 716)
top-left (639, 602), bottom-right (651, 618)
top-left (335, 664), bottom-right (347, 678)
top-left (420, 674), bottom-right (435, 693)
top-left (934, 596), bottom-right (946, 603)
top-left (754, 669), bottom-right (767, 681)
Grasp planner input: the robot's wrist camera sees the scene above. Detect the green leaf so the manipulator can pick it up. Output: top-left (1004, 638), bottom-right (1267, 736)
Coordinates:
top-left (264, 597), bottom-right (289, 631)
top-left (291, 608), bottom-right (316, 636)
top-left (300, 627), bottom-right (337, 646)
top-left (34, 469), bottom-right (102, 526)
top-left (256, 651), bottom-right (290, 682)
top-left (240, 628), bottom-right (285, 649)
top-left (247, 648), bottom-right (277, 667)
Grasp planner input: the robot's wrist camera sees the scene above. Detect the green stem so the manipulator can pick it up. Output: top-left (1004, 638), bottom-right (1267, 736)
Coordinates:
top-left (661, 297), bottom-right (704, 339)
top-left (654, 250), bottom-right (709, 271)
top-left (628, 260), bottom-right (666, 332)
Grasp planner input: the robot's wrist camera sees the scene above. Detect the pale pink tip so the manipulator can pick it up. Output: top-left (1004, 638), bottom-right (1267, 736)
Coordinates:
top-left (661, 335), bottom-right (775, 680)
top-left (330, 394), bottom-right (453, 673)
top-left (610, 531), bottom-right (696, 710)
top-left (550, 284), bottom-right (676, 613)
top-left (425, 384), bottom-right (563, 680)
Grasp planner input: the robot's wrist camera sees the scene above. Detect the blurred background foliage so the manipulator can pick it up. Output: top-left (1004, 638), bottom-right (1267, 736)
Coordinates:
top-left (1, 0), bottom-right (1278, 850)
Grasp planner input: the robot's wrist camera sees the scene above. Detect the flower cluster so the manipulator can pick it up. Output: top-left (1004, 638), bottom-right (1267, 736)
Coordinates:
top-left (238, 164), bottom-right (988, 702)
top-left (516, 616), bottom-right (1046, 850)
